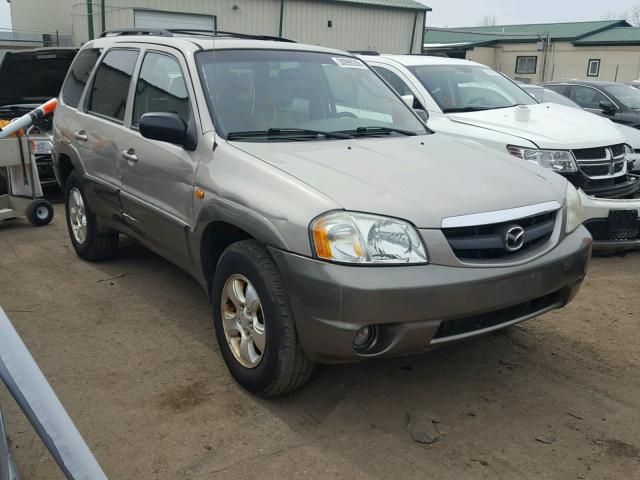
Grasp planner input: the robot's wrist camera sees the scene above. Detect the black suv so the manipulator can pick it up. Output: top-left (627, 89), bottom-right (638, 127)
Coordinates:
top-left (544, 80), bottom-right (640, 129)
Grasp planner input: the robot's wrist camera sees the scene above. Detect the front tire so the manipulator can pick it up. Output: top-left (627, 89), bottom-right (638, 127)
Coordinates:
top-left (64, 171), bottom-right (118, 261)
top-left (212, 240), bottom-right (314, 397)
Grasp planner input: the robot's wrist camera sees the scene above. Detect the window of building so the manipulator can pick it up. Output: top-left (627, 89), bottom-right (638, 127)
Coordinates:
top-left (515, 56), bottom-right (537, 75)
top-left (132, 52), bottom-right (191, 127)
top-left (88, 49), bottom-right (139, 122)
top-left (587, 59), bottom-right (601, 77)
top-left (61, 48), bottom-right (102, 108)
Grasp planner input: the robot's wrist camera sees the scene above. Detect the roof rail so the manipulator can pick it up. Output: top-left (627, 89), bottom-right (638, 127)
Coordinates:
top-left (167, 29), bottom-right (296, 43)
top-left (349, 50), bottom-right (380, 56)
top-left (100, 28), bottom-right (173, 38)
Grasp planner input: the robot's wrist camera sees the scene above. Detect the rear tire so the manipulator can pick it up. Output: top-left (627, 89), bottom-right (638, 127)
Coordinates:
top-left (26, 199), bottom-right (54, 226)
top-left (212, 240), bottom-right (314, 397)
top-left (64, 171), bottom-right (118, 261)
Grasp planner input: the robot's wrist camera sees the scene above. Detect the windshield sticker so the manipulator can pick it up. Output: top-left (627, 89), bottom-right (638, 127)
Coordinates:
top-left (332, 57), bottom-right (367, 69)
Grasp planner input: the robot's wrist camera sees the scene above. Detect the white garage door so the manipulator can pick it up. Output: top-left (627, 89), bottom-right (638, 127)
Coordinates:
top-left (134, 10), bottom-right (215, 31)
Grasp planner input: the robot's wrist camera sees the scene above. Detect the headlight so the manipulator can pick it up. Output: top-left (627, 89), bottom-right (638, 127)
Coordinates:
top-left (30, 139), bottom-right (53, 155)
top-left (565, 182), bottom-right (583, 234)
top-left (624, 144), bottom-right (639, 165)
top-left (507, 145), bottom-right (578, 173)
top-left (311, 211), bottom-right (428, 264)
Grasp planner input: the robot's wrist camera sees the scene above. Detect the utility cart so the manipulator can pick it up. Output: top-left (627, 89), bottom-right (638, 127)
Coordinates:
top-left (0, 135), bottom-right (54, 226)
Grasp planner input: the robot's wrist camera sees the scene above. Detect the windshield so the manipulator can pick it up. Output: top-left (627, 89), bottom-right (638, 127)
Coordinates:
top-left (195, 49), bottom-right (427, 140)
top-left (523, 86), bottom-right (581, 109)
top-left (408, 64), bottom-right (536, 113)
top-left (603, 84), bottom-right (640, 109)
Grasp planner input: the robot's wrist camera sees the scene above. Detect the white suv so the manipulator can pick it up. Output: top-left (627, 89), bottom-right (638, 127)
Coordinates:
top-left (361, 54), bottom-right (640, 252)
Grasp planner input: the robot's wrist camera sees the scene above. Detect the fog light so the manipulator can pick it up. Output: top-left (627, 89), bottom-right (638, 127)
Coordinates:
top-left (353, 325), bottom-right (377, 350)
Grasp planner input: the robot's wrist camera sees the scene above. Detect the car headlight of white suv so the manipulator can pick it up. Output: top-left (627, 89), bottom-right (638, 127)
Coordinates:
top-left (565, 182), bottom-right (583, 234)
top-left (311, 211), bottom-right (428, 264)
top-left (507, 145), bottom-right (578, 173)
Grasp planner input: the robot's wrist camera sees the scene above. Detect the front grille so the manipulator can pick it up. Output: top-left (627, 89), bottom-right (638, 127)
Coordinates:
top-left (35, 155), bottom-right (55, 182)
top-left (432, 291), bottom-right (562, 340)
top-left (584, 219), bottom-right (640, 242)
top-left (443, 211), bottom-right (556, 260)
top-left (571, 144), bottom-right (626, 180)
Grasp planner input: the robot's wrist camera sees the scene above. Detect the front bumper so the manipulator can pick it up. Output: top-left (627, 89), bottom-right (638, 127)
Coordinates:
top-left (270, 226), bottom-right (592, 363)
top-left (579, 189), bottom-right (640, 250)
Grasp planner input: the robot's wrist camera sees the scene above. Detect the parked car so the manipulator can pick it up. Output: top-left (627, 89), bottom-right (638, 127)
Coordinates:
top-left (544, 80), bottom-right (640, 129)
top-left (521, 84), bottom-right (640, 173)
top-left (53, 30), bottom-right (591, 396)
top-left (0, 48), bottom-right (77, 190)
top-left (360, 54), bottom-right (640, 251)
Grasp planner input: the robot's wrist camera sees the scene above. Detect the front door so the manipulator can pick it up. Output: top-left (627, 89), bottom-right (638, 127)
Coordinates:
top-left (119, 49), bottom-right (200, 267)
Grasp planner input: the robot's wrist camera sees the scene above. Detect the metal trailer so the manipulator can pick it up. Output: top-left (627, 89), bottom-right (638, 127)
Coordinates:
top-left (0, 136), bottom-right (54, 226)
top-left (0, 100), bottom-right (56, 227)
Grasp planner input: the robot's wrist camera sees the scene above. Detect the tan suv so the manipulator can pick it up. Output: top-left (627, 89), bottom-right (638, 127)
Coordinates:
top-left (53, 29), bottom-right (591, 396)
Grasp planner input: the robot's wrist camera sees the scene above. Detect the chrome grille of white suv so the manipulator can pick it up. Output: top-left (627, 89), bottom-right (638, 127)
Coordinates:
top-left (572, 144), bottom-right (627, 179)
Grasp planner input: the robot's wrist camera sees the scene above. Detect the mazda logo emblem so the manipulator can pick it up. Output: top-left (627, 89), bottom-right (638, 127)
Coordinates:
top-left (504, 225), bottom-right (525, 252)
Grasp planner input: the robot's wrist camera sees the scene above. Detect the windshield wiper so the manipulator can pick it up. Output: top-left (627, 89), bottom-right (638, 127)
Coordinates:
top-left (340, 126), bottom-right (418, 137)
top-left (442, 106), bottom-right (493, 113)
top-left (227, 128), bottom-right (353, 140)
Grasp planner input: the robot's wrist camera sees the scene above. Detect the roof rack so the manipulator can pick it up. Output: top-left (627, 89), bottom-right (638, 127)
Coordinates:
top-left (167, 29), bottom-right (296, 43)
top-left (99, 28), bottom-right (173, 38)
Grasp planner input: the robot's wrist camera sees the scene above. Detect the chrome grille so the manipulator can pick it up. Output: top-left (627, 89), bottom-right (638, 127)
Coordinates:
top-left (571, 143), bottom-right (627, 179)
top-left (442, 211), bottom-right (556, 260)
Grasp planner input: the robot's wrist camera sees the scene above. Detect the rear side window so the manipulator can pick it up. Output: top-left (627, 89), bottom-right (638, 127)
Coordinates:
top-left (88, 49), bottom-right (139, 122)
top-left (61, 48), bottom-right (102, 108)
top-left (132, 52), bottom-right (191, 127)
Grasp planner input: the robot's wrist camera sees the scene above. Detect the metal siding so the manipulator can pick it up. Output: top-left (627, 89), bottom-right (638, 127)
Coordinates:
top-left (283, 0), bottom-right (417, 53)
top-left (11, 0), bottom-right (419, 52)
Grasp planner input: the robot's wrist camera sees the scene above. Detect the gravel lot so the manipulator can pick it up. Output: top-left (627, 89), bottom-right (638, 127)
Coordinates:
top-left (1, 195), bottom-right (639, 480)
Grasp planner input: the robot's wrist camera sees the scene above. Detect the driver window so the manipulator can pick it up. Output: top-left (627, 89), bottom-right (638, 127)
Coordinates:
top-left (132, 52), bottom-right (191, 127)
top-left (569, 86), bottom-right (607, 109)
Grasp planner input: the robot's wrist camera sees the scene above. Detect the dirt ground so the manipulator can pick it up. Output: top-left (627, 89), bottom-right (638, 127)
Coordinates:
top-left (1, 194), bottom-right (639, 480)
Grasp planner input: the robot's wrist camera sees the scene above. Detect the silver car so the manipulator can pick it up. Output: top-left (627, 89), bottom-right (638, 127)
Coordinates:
top-left (53, 30), bottom-right (591, 396)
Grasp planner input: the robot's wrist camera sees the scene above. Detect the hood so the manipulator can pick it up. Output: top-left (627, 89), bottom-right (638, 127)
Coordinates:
top-left (230, 134), bottom-right (566, 229)
top-left (0, 48), bottom-right (77, 107)
top-left (447, 103), bottom-right (626, 150)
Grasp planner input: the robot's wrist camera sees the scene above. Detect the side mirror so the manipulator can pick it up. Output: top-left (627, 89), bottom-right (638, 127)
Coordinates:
top-left (414, 108), bottom-right (429, 122)
top-left (401, 94), bottom-right (415, 107)
top-left (139, 112), bottom-right (196, 150)
top-left (599, 100), bottom-right (617, 114)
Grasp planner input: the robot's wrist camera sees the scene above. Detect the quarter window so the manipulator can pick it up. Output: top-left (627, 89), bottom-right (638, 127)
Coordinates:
top-left (587, 59), bottom-right (601, 77)
top-left (88, 49), bottom-right (139, 122)
top-left (132, 52), bottom-right (191, 127)
top-left (372, 66), bottom-right (413, 96)
top-left (515, 56), bottom-right (537, 75)
top-left (61, 48), bottom-right (102, 108)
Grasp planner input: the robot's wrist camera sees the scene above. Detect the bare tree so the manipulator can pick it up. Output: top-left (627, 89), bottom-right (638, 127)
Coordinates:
top-left (629, 5), bottom-right (640, 26)
top-left (601, 11), bottom-right (625, 21)
top-left (479, 15), bottom-right (497, 27)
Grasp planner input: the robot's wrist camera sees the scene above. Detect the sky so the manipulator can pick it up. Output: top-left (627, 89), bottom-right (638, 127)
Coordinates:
top-left (416, 0), bottom-right (640, 27)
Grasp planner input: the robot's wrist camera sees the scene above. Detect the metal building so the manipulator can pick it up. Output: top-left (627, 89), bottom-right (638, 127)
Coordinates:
top-left (9, 0), bottom-right (430, 54)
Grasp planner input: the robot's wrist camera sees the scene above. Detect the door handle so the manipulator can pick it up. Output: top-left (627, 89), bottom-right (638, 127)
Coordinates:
top-left (120, 149), bottom-right (138, 163)
top-left (73, 130), bottom-right (88, 141)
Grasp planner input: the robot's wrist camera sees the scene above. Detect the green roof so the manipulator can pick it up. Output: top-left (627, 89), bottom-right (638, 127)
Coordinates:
top-left (424, 20), bottom-right (630, 48)
top-left (573, 27), bottom-right (640, 45)
top-left (333, 0), bottom-right (430, 10)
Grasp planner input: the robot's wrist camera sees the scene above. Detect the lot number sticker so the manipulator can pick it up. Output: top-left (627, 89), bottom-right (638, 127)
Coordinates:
top-left (332, 57), bottom-right (367, 69)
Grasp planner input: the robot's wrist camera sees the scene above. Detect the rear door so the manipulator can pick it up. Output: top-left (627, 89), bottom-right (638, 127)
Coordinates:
top-left (77, 48), bottom-right (139, 219)
top-left (118, 47), bottom-right (201, 266)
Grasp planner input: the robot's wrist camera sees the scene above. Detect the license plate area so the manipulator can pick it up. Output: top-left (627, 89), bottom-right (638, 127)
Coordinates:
top-left (608, 209), bottom-right (639, 230)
